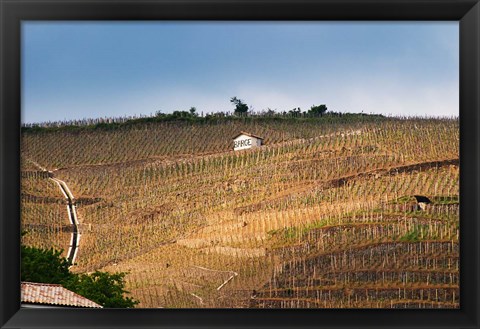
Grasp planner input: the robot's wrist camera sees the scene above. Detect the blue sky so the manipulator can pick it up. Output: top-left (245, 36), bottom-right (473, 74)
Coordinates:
top-left (22, 21), bottom-right (458, 123)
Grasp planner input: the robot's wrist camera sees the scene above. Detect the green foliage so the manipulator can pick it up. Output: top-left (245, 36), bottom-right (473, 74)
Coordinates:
top-left (273, 219), bottom-right (331, 244)
top-left (21, 246), bottom-right (72, 283)
top-left (308, 104), bottom-right (328, 117)
top-left (189, 107), bottom-right (198, 117)
top-left (389, 195), bottom-right (414, 204)
top-left (63, 271), bottom-right (138, 308)
top-left (230, 97), bottom-right (249, 115)
top-left (288, 107), bottom-right (302, 117)
top-left (399, 224), bottom-right (429, 242)
top-left (171, 110), bottom-right (195, 119)
top-left (399, 229), bottom-right (420, 242)
top-left (283, 227), bottom-right (299, 240)
top-left (21, 111), bottom-right (388, 134)
top-left (21, 245), bottom-right (138, 308)
top-left (433, 195), bottom-right (459, 205)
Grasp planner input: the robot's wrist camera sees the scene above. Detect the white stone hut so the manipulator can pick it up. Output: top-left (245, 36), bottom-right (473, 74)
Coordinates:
top-left (233, 131), bottom-right (264, 151)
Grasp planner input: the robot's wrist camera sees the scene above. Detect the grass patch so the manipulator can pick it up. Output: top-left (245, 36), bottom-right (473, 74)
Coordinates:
top-left (399, 224), bottom-right (429, 242)
top-left (389, 195), bottom-right (415, 204)
top-left (432, 195), bottom-right (459, 205)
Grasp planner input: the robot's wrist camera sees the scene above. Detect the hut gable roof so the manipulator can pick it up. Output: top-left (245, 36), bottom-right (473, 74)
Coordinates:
top-left (21, 282), bottom-right (103, 308)
top-left (232, 131), bottom-right (264, 140)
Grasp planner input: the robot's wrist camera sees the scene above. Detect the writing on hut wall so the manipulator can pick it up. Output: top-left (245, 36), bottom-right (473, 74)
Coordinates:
top-left (234, 138), bottom-right (252, 148)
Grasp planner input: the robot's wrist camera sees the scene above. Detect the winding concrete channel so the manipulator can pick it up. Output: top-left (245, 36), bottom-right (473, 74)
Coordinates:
top-left (49, 176), bottom-right (80, 266)
top-left (25, 159), bottom-right (81, 266)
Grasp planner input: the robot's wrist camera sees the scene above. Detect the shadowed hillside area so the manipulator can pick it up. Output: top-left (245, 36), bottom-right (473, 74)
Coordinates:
top-left (21, 115), bottom-right (459, 308)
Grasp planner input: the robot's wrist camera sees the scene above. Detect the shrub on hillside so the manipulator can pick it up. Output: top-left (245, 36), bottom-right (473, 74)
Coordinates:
top-left (21, 245), bottom-right (138, 308)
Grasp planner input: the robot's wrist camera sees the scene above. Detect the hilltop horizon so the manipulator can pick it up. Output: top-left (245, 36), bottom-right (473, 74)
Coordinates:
top-left (22, 108), bottom-right (458, 127)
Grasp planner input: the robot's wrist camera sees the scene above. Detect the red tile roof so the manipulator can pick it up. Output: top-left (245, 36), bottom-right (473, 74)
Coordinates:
top-left (21, 282), bottom-right (103, 308)
top-left (232, 131), bottom-right (264, 140)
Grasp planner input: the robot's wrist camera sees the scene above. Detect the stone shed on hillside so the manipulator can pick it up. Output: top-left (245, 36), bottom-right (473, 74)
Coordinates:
top-left (233, 131), bottom-right (264, 151)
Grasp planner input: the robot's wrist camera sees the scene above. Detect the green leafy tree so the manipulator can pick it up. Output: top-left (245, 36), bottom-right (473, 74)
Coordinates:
top-left (189, 107), bottom-right (198, 117)
top-left (230, 97), bottom-right (249, 116)
top-left (21, 246), bottom-right (71, 284)
top-left (21, 245), bottom-right (138, 308)
top-left (308, 104), bottom-right (328, 117)
top-left (289, 107), bottom-right (302, 117)
top-left (63, 271), bottom-right (138, 308)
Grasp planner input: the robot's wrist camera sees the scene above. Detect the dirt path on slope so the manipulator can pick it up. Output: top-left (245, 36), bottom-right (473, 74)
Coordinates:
top-left (325, 158), bottom-right (459, 189)
top-left (177, 157), bottom-right (458, 259)
top-left (234, 158), bottom-right (459, 216)
top-left (52, 128), bottom-right (369, 173)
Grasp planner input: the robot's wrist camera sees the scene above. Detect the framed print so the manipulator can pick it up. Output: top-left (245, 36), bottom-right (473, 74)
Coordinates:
top-left (1, 0), bottom-right (479, 328)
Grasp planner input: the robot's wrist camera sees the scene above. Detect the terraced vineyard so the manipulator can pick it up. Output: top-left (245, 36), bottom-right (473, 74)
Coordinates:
top-left (20, 115), bottom-right (459, 308)
top-left (21, 169), bottom-right (72, 255)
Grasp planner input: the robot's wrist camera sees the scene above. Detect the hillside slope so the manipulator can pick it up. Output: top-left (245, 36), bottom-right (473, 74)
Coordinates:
top-left (21, 116), bottom-right (459, 308)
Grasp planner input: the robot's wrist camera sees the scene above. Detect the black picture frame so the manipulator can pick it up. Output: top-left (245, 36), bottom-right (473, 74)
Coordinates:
top-left (1, 0), bottom-right (479, 328)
